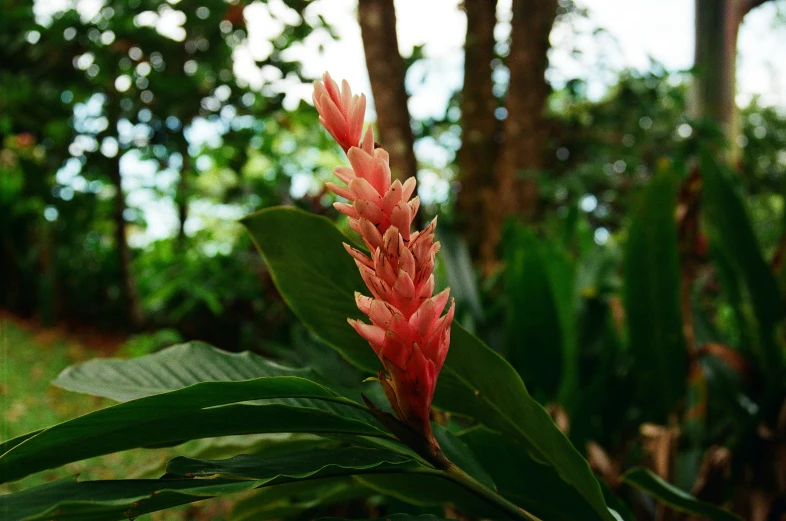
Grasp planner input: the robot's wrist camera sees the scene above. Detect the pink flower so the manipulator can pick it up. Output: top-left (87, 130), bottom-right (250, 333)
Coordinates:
top-left (314, 73), bottom-right (454, 442)
top-left (312, 72), bottom-right (366, 153)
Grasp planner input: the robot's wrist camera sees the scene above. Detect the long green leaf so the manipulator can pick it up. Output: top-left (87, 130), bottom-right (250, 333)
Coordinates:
top-left (435, 228), bottom-right (483, 321)
top-left (434, 327), bottom-right (610, 520)
top-left (0, 378), bottom-right (385, 484)
top-left (701, 152), bottom-right (784, 380)
top-left (317, 514), bottom-right (448, 521)
top-left (0, 447), bottom-right (421, 521)
top-left (230, 478), bottom-right (368, 521)
top-left (503, 225), bottom-right (578, 405)
top-left (52, 341), bottom-right (315, 401)
top-left (165, 446), bottom-right (416, 480)
top-left (623, 170), bottom-right (687, 421)
top-left (432, 425), bottom-right (495, 491)
top-left (0, 476), bottom-right (258, 521)
top-left (503, 226), bottom-right (565, 398)
top-left (51, 340), bottom-right (375, 429)
top-left (355, 473), bottom-right (519, 520)
top-left (242, 207), bottom-right (377, 371)
top-left (242, 207), bottom-right (613, 521)
top-left (622, 467), bottom-right (742, 521)
top-left (459, 426), bottom-right (613, 521)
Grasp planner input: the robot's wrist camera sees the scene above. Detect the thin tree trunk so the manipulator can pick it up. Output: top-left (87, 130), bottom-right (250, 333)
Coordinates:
top-left (175, 135), bottom-right (189, 246)
top-left (357, 0), bottom-right (417, 183)
top-left (481, 0), bottom-right (557, 272)
top-left (109, 151), bottom-right (144, 328)
top-left (456, 0), bottom-right (499, 263)
top-left (691, 0), bottom-right (773, 163)
top-left (691, 0), bottom-right (742, 153)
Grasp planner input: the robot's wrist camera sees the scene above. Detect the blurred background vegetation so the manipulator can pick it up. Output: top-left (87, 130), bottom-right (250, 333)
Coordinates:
top-left (2, 0), bottom-right (786, 519)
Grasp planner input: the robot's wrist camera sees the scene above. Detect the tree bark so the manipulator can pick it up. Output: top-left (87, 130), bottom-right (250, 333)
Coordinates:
top-left (109, 151), bottom-right (144, 328)
top-left (481, 0), bottom-right (558, 272)
top-left (456, 0), bottom-right (499, 263)
top-left (357, 0), bottom-right (417, 183)
top-left (691, 0), bottom-right (773, 163)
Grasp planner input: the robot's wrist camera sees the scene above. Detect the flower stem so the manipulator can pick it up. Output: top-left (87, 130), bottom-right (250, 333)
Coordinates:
top-left (421, 464), bottom-right (538, 521)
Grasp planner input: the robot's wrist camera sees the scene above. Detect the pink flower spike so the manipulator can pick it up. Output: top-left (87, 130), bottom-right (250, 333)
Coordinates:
top-left (313, 72), bottom-right (366, 152)
top-left (314, 73), bottom-right (454, 447)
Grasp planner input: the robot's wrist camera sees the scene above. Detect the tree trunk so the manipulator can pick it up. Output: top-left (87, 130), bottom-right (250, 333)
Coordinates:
top-left (357, 0), bottom-right (417, 183)
top-left (175, 135), bottom-right (189, 246)
top-left (456, 0), bottom-right (499, 263)
top-left (109, 152), bottom-right (144, 328)
top-left (691, 0), bottom-right (773, 163)
top-left (481, 0), bottom-right (558, 273)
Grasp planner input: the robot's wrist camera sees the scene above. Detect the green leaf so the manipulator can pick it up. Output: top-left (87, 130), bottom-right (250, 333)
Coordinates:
top-left (52, 341), bottom-right (316, 401)
top-left (165, 446), bottom-right (417, 480)
top-left (503, 225), bottom-right (578, 405)
top-left (0, 447), bottom-right (421, 521)
top-left (700, 152), bottom-right (784, 379)
top-left (622, 467), bottom-right (742, 521)
top-left (355, 473), bottom-right (519, 520)
top-left (0, 431), bottom-right (41, 460)
top-left (0, 476), bottom-right (259, 521)
top-left (241, 207), bottom-right (377, 371)
top-left (435, 328), bottom-right (611, 520)
top-left (459, 426), bottom-right (610, 521)
top-left (0, 378), bottom-right (386, 484)
top-left (130, 435), bottom-right (331, 480)
top-left (623, 170), bottom-right (687, 421)
top-left (242, 207), bottom-right (613, 521)
top-left (230, 478), bottom-right (369, 521)
top-left (599, 479), bottom-right (637, 521)
top-left (503, 226), bottom-right (565, 398)
top-left (317, 514), bottom-right (448, 521)
top-left (432, 425), bottom-right (495, 491)
top-left (435, 228), bottom-right (483, 322)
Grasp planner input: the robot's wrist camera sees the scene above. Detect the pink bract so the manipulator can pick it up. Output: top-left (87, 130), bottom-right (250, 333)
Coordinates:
top-left (312, 72), bottom-right (367, 153)
top-left (313, 72), bottom-right (454, 441)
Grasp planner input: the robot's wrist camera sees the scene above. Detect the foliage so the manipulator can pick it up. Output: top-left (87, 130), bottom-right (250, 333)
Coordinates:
top-left (622, 467), bottom-right (742, 521)
top-left (0, 0), bottom-right (340, 338)
top-left (483, 148), bottom-right (786, 519)
top-left (2, 207), bottom-right (622, 521)
top-left (3, 1), bottom-right (786, 520)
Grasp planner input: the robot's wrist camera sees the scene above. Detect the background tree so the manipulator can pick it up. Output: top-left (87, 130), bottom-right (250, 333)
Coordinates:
top-left (0, 0), bottom-right (337, 341)
top-left (357, 0), bottom-right (418, 183)
top-left (455, 0), bottom-right (499, 265)
top-left (483, 0), bottom-right (559, 272)
top-left (692, 0), bottom-right (778, 162)
top-left (0, 4), bottom-right (84, 324)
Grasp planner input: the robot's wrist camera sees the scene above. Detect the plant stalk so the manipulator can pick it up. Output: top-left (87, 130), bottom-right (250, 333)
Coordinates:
top-left (422, 464), bottom-right (538, 521)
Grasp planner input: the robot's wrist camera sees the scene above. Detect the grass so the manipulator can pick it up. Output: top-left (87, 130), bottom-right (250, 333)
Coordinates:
top-left (0, 318), bottom-right (234, 520)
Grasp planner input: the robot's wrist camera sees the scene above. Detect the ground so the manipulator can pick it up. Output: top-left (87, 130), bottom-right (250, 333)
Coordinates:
top-left (0, 315), bottom-right (233, 521)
